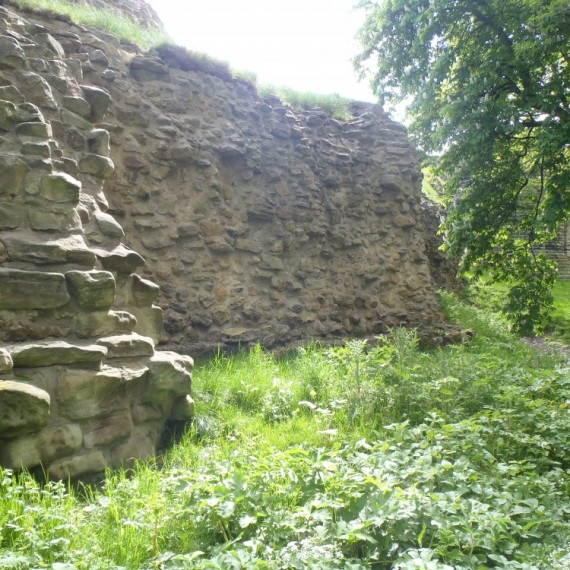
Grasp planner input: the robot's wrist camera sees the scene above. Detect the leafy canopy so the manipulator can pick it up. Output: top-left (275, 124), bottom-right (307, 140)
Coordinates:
top-left (356, 0), bottom-right (570, 333)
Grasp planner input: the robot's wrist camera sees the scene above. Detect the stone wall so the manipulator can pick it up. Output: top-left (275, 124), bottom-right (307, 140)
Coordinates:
top-left (0, 4), bottom-right (192, 479)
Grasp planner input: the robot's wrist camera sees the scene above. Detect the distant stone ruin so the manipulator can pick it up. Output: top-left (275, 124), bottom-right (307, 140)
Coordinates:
top-left (0, 0), bottom-right (460, 477)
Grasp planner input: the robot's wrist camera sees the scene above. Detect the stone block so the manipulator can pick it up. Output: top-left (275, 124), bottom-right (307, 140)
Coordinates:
top-left (97, 333), bottom-right (154, 359)
top-left (62, 95), bottom-right (91, 118)
top-left (40, 172), bottom-right (81, 203)
top-left (93, 211), bottom-right (124, 238)
top-left (79, 154), bottom-right (114, 178)
top-left (0, 35), bottom-right (26, 69)
top-left (110, 430), bottom-right (156, 469)
top-left (83, 410), bottom-right (133, 449)
top-left (21, 141), bottom-right (51, 157)
top-left (57, 366), bottom-right (145, 420)
top-left (131, 274), bottom-right (160, 306)
top-left (29, 209), bottom-right (82, 232)
top-left (81, 85), bottom-right (110, 121)
top-left (0, 154), bottom-right (29, 196)
top-left (66, 270), bottom-right (116, 310)
top-left (0, 269), bottom-right (70, 310)
top-left (9, 340), bottom-right (107, 368)
top-left (0, 85), bottom-right (24, 103)
top-left (131, 403), bottom-right (162, 425)
top-left (75, 310), bottom-right (137, 338)
top-left (15, 121), bottom-right (52, 138)
top-left (2, 233), bottom-right (96, 267)
top-left (147, 351), bottom-right (193, 396)
top-left (0, 99), bottom-right (18, 131)
top-left (48, 451), bottom-right (106, 480)
top-left (0, 380), bottom-right (50, 437)
top-left (16, 71), bottom-right (57, 109)
top-left (0, 435), bottom-right (41, 468)
top-left (94, 244), bottom-right (145, 274)
top-left (131, 306), bottom-right (164, 344)
top-left (87, 129), bottom-right (110, 156)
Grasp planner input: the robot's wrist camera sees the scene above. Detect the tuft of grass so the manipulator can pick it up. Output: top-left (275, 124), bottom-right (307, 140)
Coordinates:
top-left (7, 0), bottom-right (170, 48)
top-left (259, 85), bottom-right (353, 120)
top-left (551, 280), bottom-right (570, 343)
top-left (154, 43), bottom-right (233, 81)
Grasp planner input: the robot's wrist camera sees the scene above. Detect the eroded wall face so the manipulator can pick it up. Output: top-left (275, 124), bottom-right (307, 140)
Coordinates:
top-left (0, 5), bottom-right (192, 479)
top-left (90, 58), bottom-right (445, 355)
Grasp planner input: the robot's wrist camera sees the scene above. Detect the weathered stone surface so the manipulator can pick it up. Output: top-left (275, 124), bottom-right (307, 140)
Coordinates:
top-left (97, 333), bottom-right (154, 359)
top-left (8, 340), bottom-right (107, 368)
top-left (110, 430), bottom-right (156, 468)
top-left (2, 233), bottom-right (96, 267)
top-left (0, 348), bottom-right (13, 373)
top-left (15, 121), bottom-right (52, 138)
top-left (0, 269), bottom-right (70, 310)
top-left (75, 310), bottom-right (137, 338)
top-left (81, 85), bottom-right (110, 121)
top-left (93, 210), bottom-right (124, 238)
top-left (58, 365), bottom-right (146, 420)
top-left (169, 394), bottom-right (195, 421)
top-left (94, 244), bottom-right (145, 273)
top-left (0, 99), bottom-right (19, 131)
top-left (0, 380), bottom-right (50, 437)
top-left (87, 128), bottom-right (110, 156)
top-left (0, 35), bottom-right (26, 69)
top-left (147, 351), bottom-right (193, 396)
top-left (63, 95), bottom-right (91, 118)
top-left (130, 305), bottom-right (163, 343)
top-left (16, 71), bottom-right (57, 109)
top-left (40, 172), bottom-right (81, 203)
top-left (48, 451), bottom-right (106, 480)
top-left (131, 274), bottom-right (160, 306)
top-left (83, 410), bottom-right (132, 449)
top-left (79, 154), bottom-right (114, 177)
top-left (0, 154), bottom-right (28, 196)
top-left (66, 270), bottom-right (116, 309)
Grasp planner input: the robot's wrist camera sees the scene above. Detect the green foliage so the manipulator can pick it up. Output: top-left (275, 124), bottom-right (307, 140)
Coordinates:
top-left (8, 0), bottom-right (170, 47)
top-left (259, 85), bottom-right (353, 120)
top-left (155, 44), bottom-right (233, 81)
top-left (356, 0), bottom-right (570, 334)
top-left (2, 296), bottom-right (570, 568)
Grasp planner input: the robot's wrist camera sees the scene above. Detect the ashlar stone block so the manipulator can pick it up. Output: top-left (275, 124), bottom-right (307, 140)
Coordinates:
top-left (66, 270), bottom-right (116, 310)
top-left (8, 340), bottom-right (107, 368)
top-left (40, 172), bottom-right (81, 203)
top-left (0, 268), bottom-right (70, 310)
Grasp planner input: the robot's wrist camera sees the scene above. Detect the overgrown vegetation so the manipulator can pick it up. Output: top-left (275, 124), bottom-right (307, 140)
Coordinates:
top-left (2, 294), bottom-right (570, 568)
top-left (258, 85), bottom-right (353, 120)
top-left (8, 0), bottom-right (170, 47)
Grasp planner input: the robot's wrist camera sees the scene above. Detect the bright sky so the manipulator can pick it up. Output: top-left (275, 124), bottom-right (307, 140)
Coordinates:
top-left (145, 0), bottom-right (377, 103)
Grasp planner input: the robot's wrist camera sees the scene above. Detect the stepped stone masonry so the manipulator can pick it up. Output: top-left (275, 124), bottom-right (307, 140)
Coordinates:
top-left (0, 4), bottom-right (192, 479)
top-left (0, 0), bottom-right (467, 476)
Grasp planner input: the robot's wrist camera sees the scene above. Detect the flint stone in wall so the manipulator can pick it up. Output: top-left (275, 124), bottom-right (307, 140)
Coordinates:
top-left (16, 71), bottom-right (57, 110)
top-left (75, 310), bottom-right (137, 338)
top-left (66, 270), bottom-right (116, 310)
top-left (0, 380), bottom-right (50, 437)
top-left (48, 451), bottom-right (106, 480)
top-left (2, 233), bottom-right (96, 267)
top-left (58, 365), bottom-right (147, 420)
top-left (97, 332), bottom-right (154, 359)
top-left (147, 351), bottom-right (193, 396)
top-left (0, 154), bottom-right (28, 196)
top-left (33, 33), bottom-right (66, 59)
top-left (61, 108), bottom-right (92, 130)
top-left (9, 340), bottom-right (107, 368)
top-left (40, 172), bottom-right (81, 203)
top-left (0, 36), bottom-right (26, 69)
top-left (0, 269), bottom-right (69, 309)
top-left (0, 424), bottom-right (82, 468)
top-left (81, 85), bottom-right (110, 121)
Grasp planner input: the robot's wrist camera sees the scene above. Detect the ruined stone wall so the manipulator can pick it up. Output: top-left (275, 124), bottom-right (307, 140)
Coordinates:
top-left (0, 5), bottom-right (192, 479)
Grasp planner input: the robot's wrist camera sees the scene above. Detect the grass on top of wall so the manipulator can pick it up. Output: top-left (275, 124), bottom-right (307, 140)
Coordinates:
top-left (7, 0), bottom-right (170, 47)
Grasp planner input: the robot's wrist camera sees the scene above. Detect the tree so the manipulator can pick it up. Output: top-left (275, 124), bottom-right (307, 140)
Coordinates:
top-left (355, 0), bottom-right (570, 333)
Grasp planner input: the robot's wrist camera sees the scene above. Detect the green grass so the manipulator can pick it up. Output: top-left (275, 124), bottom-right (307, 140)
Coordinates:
top-left (2, 294), bottom-right (570, 568)
top-left (259, 85), bottom-right (353, 120)
top-left (8, 0), bottom-right (170, 48)
top-left (552, 280), bottom-right (570, 343)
